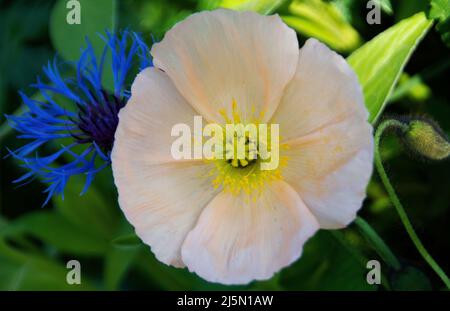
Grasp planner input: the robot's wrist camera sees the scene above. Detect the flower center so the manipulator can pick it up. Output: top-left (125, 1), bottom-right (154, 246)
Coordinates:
top-left (207, 100), bottom-right (287, 197)
top-left (72, 90), bottom-right (125, 152)
top-left (225, 131), bottom-right (258, 169)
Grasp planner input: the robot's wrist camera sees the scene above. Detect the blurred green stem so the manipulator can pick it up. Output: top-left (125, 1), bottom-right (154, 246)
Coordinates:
top-left (112, 0), bottom-right (118, 32)
top-left (354, 216), bottom-right (401, 271)
top-left (375, 119), bottom-right (450, 289)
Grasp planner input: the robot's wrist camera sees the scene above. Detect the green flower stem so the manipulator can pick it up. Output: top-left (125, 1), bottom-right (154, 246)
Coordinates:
top-left (375, 119), bottom-right (450, 289)
top-left (354, 216), bottom-right (401, 271)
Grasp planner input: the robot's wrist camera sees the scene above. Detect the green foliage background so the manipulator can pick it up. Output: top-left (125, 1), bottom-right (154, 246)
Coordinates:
top-left (0, 0), bottom-right (449, 290)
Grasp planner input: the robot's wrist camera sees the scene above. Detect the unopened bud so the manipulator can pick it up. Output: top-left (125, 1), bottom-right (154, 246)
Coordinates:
top-left (401, 119), bottom-right (450, 161)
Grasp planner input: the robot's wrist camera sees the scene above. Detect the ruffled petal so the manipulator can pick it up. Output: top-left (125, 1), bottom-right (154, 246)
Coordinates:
top-left (151, 9), bottom-right (299, 123)
top-left (271, 38), bottom-right (368, 141)
top-left (112, 67), bottom-right (220, 266)
top-left (112, 160), bottom-right (218, 267)
top-left (114, 67), bottom-right (201, 165)
top-left (271, 39), bottom-right (373, 228)
top-left (181, 181), bottom-right (319, 284)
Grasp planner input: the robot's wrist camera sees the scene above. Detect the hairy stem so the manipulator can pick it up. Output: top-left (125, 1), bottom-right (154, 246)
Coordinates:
top-left (375, 119), bottom-right (450, 289)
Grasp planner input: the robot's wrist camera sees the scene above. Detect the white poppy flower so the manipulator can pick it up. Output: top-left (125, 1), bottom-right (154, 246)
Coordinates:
top-left (111, 9), bottom-right (374, 285)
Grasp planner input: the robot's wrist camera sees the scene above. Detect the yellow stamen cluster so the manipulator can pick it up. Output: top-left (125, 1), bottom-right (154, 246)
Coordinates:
top-left (209, 155), bottom-right (287, 197)
top-left (225, 133), bottom-right (258, 168)
top-left (207, 100), bottom-right (288, 198)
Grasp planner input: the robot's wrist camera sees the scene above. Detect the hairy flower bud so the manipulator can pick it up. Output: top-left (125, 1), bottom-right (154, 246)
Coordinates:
top-left (401, 118), bottom-right (450, 161)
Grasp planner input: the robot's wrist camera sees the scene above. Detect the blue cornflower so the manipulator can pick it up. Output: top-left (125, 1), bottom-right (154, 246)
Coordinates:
top-left (6, 30), bottom-right (152, 205)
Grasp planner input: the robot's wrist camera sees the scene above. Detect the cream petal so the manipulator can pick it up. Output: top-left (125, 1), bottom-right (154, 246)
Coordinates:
top-left (271, 38), bottom-right (368, 141)
top-left (282, 116), bottom-right (374, 229)
top-left (283, 116), bottom-right (372, 181)
top-left (114, 67), bottom-right (201, 165)
top-left (151, 9), bottom-right (299, 123)
top-left (288, 148), bottom-right (373, 229)
top-left (112, 67), bottom-right (220, 266)
top-left (270, 38), bottom-right (373, 229)
top-left (181, 181), bottom-right (319, 284)
top-left (111, 160), bottom-right (219, 267)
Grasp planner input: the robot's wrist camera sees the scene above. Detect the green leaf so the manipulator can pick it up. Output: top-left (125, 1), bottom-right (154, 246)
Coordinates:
top-left (391, 266), bottom-right (432, 290)
top-left (123, 0), bottom-right (192, 40)
top-left (0, 216), bottom-right (7, 230)
top-left (3, 211), bottom-right (109, 256)
top-left (0, 1), bottom-right (52, 116)
top-left (436, 19), bottom-right (450, 48)
top-left (347, 12), bottom-right (433, 124)
top-left (279, 231), bottom-right (375, 290)
top-left (105, 220), bottom-right (142, 290)
top-left (390, 73), bottom-right (431, 103)
top-left (49, 0), bottom-right (116, 62)
top-left (395, 0), bottom-right (428, 21)
top-left (135, 249), bottom-right (241, 290)
top-left (198, 0), bottom-right (222, 10)
top-left (0, 240), bottom-right (95, 290)
top-left (200, 0), bottom-right (288, 14)
top-left (430, 0), bottom-right (450, 48)
top-left (282, 0), bottom-right (362, 52)
top-left (430, 0), bottom-right (450, 21)
top-left (374, 0), bottom-right (393, 15)
top-left (250, 273), bottom-right (283, 290)
top-left (52, 175), bottom-right (120, 240)
top-left (104, 246), bottom-right (139, 290)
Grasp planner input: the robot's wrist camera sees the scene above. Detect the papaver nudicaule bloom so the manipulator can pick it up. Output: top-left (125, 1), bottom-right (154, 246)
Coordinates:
top-left (112, 9), bottom-right (374, 284)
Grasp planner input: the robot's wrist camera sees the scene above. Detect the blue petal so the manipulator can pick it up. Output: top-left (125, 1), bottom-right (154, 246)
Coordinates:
top-left (7, 30), bottom-right (152, 205)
